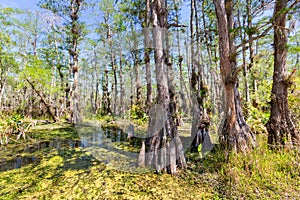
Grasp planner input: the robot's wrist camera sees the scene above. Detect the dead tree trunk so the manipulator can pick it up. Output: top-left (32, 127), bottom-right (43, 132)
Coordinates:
top-left (25, 76), bottom-right (59, 122)
top-left (266, 0), bottom-right (300, 147)
top-left (213, 0), bottom-right (257, 152)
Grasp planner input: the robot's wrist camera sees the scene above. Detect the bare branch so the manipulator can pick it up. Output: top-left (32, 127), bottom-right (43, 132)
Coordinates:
top-left (167, 23), bottom-right (188, 29)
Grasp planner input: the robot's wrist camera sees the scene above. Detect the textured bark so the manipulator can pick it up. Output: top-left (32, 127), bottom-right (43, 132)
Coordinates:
top-left (178, 55), bottom-right (188, 113)
top-left (189, 0), bottom-right (211, 152)
top-left (133, 30), bottom-right (142, 107)
top-left (201, 0), bottom-right (218, 115)
top-left (92, 48), bottom-right (100, 114)
top-left (119, 50), bottom-right (125, 116)
top-left (145, 0), bottom-right (152, 109)
top-left (112, 56), bottom-right (118, 116)
top-left (266, 0), bottom-right (300, 147)
top-left (101, 68), bottom-right (111, 115)
top-left (108, 23), bottom-right (118, 116)
top-left (213, 0), bottom-right (257, 152)
top-left (134, 52), bottom-right (141, 106)
top-left (142, 0), bottom-right (186, 174)
top-left (246, 0), bottom-right (258, 108)
top-left (174, 1), bottom-right (190, 113)
top-left (101, 17), bottom-right (113, 116)
top-left (237, 9), bottom-right (250, 113)
top-left (69, 0), bottom-right (82, 124)
top-left (190, 0), bottom-right (196, 96)
top-left (0, 61), bottom-right (7, 111)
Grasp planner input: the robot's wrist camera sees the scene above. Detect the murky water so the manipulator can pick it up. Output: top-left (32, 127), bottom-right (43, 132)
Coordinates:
top-left (0, 126), bottom-right (141, 172)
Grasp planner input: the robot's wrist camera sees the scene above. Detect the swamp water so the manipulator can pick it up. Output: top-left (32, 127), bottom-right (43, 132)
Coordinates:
top-left (0, 122), bottom-right (213, 173)
top-left (0, 122), bottom-right (143, 172)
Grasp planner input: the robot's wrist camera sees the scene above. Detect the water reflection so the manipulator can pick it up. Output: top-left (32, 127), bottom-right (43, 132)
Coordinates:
top-left (0, 124), bottom-right (141, 172)
top-left (77, 123), bottom-right (144, 172)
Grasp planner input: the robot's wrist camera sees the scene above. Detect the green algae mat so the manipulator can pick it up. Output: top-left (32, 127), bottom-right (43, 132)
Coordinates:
top-left (0, 123), bottom-right (299, 199)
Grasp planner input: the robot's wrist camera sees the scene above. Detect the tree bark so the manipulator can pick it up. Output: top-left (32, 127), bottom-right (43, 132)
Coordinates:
top-left (142, 0), bottom-right (186, 174)
top-left (188, 0), bottom-right (211, 152)
top-left (145, 0), bottom-right (152, 110)
top-left (132, 23), bottom-right (142, 107)
top-left (70, 0), bottom-right (82, 124)
top-left (266, 0), bottom-right (300, 147)
top-left (237, 9), bottom-right (250, 114)
top-left (108, 23), bottom-right (118, 116)
top-left (119, 49), bottom-right (125, 116)
top-left (213, 0), bottom-right (257, 152)
top-left (173, 0), bottom-right (188, 114)
top-left (101, 68), bottom-right (111, 115)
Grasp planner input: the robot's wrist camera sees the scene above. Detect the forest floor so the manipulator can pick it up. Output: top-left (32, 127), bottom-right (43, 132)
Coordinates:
top-left (0, 121), bottom-right (299, 199)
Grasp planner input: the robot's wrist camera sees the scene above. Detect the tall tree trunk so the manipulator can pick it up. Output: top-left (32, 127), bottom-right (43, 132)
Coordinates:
top-left (102, 68), bottom-right (111, 115)
top-left (246, 0), bottom-right (258, 108)
top-left (190, 0), bottom-right (197, 96)
top-left (213, 0), bottom-right (257, 152)
top-left (142, 0), bottom-right (186, 174)
top-left (92, 48), bottom-right (100, 114)
top-left (108, 24), bottom-right (118, 116)
top-left (134, 50), bottom-right (141, 107)
top-left (189, 0), bottom-right (211, 151)
top-left (119, 50), bottom-right (125, 117)
top-left (101, 16), bottom-right (112, 116)
top-left (70, 0), bottom-right (82, 124)
top-left (145, 0), bottom-right (152, 110)
top-left (95, 78), bottom-right (100, 113)
top-left (174, 0), bottom-right (188, 114)
top-left (237, 9), bottom-right (250, 117)
top-left (0, 65), bottom-right (7, 111)
top-left (266, 0), bottom-right (300, 146)
top-left (201, 0), bottom-right (218, 115)
top-left (132, 24), bottom-right (142, 107)
top-left (112, 54), bottom-right (118, 116)
top-left (129, 62), bottom-right (134, 109)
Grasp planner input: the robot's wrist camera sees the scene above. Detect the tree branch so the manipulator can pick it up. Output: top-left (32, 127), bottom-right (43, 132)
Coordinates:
top-left (236, 0), bottom-right (299, 50)
top-left (24, 74), bottom-right (59, 122)
top-left (167, 23), bottom-right (188, 29)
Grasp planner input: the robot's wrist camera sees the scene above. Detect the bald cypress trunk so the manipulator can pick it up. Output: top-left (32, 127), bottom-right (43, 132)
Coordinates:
top-left (70, 0), bottom-right (82, 124)
top-left (145, 0), bottom-right (152, 110)
top-left (141, 0), bottom-right (186, 174)
top-left (213, 0), bottom-right (257, 152)
top-left (266, 0), bottom-right (300, 147)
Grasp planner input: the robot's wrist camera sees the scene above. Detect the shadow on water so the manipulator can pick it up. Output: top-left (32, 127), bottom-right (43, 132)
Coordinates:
top-left (0, 156), bottom-right (40, 172)
top-left (0, 125), bottom-right (143, 172)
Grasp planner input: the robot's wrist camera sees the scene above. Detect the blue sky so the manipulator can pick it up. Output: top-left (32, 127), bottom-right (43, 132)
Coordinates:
top-left (0, 0), bottom-right (39, 10)
top-left (0, 0), bottom-right (190, 23)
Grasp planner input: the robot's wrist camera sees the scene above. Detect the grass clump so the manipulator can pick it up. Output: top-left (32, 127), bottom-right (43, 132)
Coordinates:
top-left (218, 134), bottom-right (300, 199)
